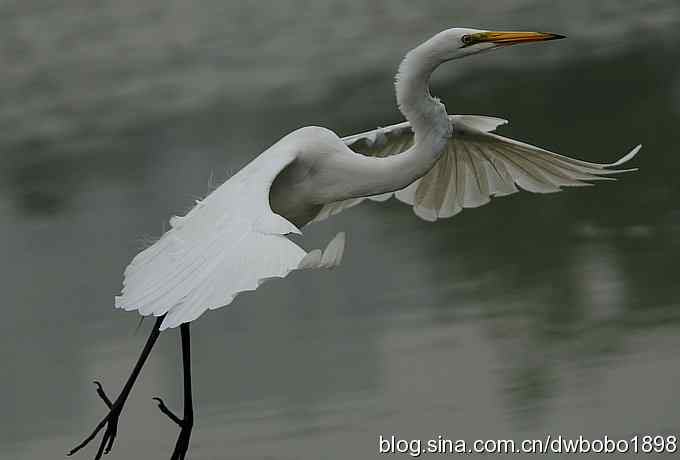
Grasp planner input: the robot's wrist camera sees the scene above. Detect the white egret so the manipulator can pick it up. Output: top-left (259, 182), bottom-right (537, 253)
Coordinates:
top-left (70, 28), bottom-right (640, 460)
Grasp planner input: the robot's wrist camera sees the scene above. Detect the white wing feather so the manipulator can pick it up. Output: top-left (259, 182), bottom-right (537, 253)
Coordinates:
top-left (117, 116), bottom-right (638, 328)
top-left (312, 115), bottom-right (640, 223)
top-left (115, 142), bottom-right (345, 330)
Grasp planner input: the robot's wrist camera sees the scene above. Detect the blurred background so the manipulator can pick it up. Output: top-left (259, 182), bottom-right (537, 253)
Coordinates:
top-left (1, 1), bottom-right (679, 458)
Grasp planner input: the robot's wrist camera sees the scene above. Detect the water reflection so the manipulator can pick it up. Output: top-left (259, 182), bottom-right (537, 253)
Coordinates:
top-left (1, 1), bottom-right (680, 459)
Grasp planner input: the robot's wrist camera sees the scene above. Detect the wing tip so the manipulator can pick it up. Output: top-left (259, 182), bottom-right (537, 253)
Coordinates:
top-left (413, 206), bottom-right (438, 222)
top-left (450, 114), bottom-right (510, 133)
top-left (609, 144), bottom-right (642, 168)
top-left (323, 231), bottom-right (346, 268)
top-left (298, 231), bottom-right (347, 269)
top-left (298, 249), bottom-right (323, 269)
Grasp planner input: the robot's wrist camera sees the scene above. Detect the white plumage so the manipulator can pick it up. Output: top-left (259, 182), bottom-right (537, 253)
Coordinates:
top-left (114, 28), bottom-right (640, 331)
top-left (317, 115), bottom-right (640, 222)
top-left (71, 27), bottom-right (642, 460)
top-left (115, 138), bottom-right (347, 330)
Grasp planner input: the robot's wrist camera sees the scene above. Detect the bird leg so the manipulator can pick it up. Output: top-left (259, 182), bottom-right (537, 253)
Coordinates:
top-left (153, 322), bottom-right (194, 460)
top-left (68, 315), bottom-right (164, 459)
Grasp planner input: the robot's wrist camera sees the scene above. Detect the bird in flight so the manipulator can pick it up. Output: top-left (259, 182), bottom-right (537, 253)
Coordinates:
top-left (70, 28), bottom-right (639, 460)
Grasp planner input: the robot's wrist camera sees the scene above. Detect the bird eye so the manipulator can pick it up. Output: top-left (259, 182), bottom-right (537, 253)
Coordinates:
top-left (461, 35), bottom-right (474, 46)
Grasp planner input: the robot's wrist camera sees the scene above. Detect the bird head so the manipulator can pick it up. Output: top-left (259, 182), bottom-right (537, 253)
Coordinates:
top-left (427, 28), bottom-right (566, 62)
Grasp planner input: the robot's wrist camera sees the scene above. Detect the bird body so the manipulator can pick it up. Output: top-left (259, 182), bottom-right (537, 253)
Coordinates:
top-left (114, 28), bottom-right (640, 331)
top-left (72, 27), bottom-right (642, 460)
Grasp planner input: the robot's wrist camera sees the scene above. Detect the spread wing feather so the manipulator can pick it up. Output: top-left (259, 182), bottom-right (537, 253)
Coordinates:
top-left (312, 115), bottom-right (640, 223)
top-left (115, 144), bottom-right (345, 330)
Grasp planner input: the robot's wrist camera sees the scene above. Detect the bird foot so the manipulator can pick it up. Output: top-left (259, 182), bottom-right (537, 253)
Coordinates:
top-left (153, 396), bottom-right (194, 460)
top-left (68, 381), bottom-right (123, 459)
top-left (152, 397), bottom-right (184, 427)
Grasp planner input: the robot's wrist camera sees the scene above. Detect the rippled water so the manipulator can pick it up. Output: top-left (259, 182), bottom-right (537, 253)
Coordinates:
top-left (1, 1), bottom-right (680, 459)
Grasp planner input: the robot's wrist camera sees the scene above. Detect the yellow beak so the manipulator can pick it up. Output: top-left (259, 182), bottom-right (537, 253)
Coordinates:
top-left (466, 31), bottom-right (566, 46)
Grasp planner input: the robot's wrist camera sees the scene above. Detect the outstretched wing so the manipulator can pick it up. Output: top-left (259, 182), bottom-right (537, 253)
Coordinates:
top-left (312, 115), bottom-right (640, 223)
top-left (115, 145), bottom-right (345, 330)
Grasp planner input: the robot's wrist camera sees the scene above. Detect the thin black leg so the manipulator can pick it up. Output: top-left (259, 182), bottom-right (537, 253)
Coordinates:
top-left (69, 315), bottom-right (164, 459)
top-left (154, 322), bottom-right (194, 460)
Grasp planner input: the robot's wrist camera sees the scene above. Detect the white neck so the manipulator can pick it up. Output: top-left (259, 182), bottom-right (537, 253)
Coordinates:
top-left (340, 41), bottom-right (452, 199)
top-left (395, 45), bottom-right (450, 140)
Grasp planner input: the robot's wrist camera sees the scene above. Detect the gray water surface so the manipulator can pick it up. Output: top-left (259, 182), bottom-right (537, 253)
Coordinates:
top-left (1, 1), bottom-right (680, 459)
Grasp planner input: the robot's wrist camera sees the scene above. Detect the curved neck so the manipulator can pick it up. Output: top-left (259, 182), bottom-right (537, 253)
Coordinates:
top-left (338, 43), bottom-right (452, 200)
top-left (390, 44), bottom-right (452, 184)
top-left (395, 45), bottom-right (449, 140)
